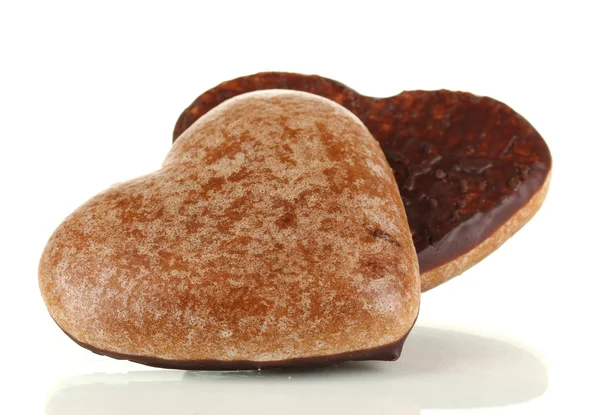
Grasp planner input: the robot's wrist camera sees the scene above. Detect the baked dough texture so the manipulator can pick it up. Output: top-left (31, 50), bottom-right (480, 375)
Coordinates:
top-left (39, 90), bottom-right (420, 368)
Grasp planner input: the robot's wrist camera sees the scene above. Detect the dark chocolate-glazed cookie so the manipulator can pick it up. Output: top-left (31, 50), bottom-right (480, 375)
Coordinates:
top-left (173, 73), bottom-right (552, 291)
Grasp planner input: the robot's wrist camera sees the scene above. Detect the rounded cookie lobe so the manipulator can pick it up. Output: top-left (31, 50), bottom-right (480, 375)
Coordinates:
top-left (173, 72), bottom-right (552, 290)
top-left (39, 90), bottom-right (420, 369)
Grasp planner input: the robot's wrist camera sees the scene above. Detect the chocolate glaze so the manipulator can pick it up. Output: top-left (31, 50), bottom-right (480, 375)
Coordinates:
top-left (173, 73), bottom-right (552, 274)
top-left (58, 317), bottom-right (416, 370)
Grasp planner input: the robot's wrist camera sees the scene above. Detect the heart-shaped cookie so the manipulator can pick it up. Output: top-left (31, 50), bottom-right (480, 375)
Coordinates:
top-left (173, 72), bottom-right (552, 291)
top-left (39, 90), bottom-right (420, 369)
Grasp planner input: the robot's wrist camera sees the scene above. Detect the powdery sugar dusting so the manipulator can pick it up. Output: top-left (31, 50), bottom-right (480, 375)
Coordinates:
top-left (39, 90), bottom-right (419, 362)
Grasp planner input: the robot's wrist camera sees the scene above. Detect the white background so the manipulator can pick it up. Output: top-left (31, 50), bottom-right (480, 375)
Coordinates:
top-left (1, 1), bottom-right (598, 413)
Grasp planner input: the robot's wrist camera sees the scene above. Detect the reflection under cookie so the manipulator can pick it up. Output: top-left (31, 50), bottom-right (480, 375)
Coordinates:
top-left (46, 326), bottom-right (547, 414)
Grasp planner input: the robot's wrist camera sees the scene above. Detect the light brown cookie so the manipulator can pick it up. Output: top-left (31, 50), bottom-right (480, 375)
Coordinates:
top-left (39, 90), bottom-right (420, 369)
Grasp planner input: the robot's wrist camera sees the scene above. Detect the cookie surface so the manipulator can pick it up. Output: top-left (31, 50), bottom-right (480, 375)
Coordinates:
top-left (39, 90), bottom-right (420, 369)
top-left (173, 73), bottom-right (552, 290)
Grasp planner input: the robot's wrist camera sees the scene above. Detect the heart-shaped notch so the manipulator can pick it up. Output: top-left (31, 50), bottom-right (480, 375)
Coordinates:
top-left (39, 90), bottom-right (420, 369)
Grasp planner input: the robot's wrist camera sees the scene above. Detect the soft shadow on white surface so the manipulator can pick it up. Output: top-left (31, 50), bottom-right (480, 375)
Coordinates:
top-left (45, 326), bottom-right (547, 414)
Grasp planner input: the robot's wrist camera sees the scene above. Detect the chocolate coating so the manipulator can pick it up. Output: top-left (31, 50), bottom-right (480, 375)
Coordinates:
top-left (59, 318), bottom-right (414, 370)
top-left (173, 73), bottom-right (552, 275)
